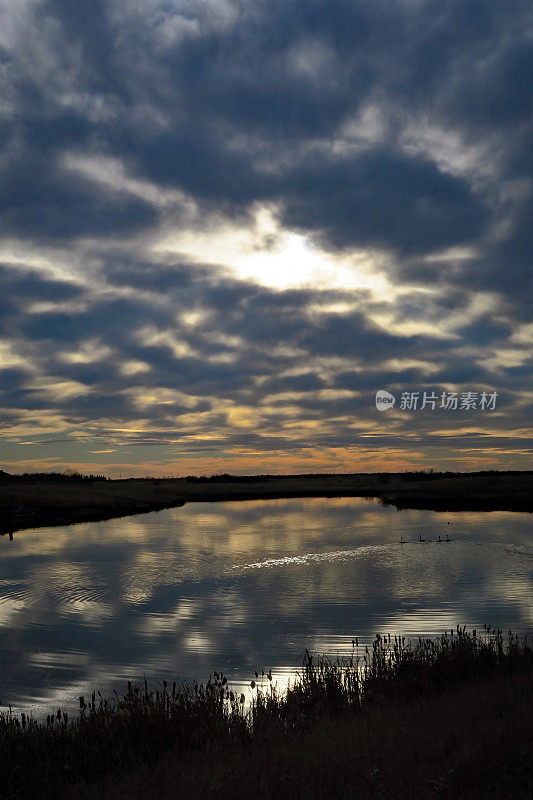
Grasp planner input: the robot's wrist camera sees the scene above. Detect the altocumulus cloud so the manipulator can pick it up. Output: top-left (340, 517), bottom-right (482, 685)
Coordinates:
top-left (0, 0), bottom-right (531, 475)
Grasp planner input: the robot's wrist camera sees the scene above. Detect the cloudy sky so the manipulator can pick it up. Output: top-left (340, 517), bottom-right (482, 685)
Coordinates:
top-left (1, 0), bottom-right (532, 477)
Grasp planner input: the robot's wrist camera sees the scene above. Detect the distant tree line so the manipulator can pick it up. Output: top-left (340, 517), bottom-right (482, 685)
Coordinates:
top-left (0, 469), bottom-right (109, 482)
top-left (0, 468), bottom-right (528, 484)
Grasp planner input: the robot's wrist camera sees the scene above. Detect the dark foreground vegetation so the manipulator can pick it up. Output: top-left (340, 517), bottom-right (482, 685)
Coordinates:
top-left (2, 627), bottom-right (531, 799)
top-left (1, 470), bottom-right (532, 534)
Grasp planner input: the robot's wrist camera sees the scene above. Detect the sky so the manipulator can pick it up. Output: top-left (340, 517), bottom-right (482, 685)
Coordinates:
top-left (0, 0), bottom-right (532, 477)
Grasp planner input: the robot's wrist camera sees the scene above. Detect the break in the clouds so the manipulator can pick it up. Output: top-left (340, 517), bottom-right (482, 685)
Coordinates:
top-left (0, 0), bottom-right (532, 475)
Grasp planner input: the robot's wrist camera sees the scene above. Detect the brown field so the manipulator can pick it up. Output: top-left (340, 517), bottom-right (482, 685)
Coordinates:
top-left (1, 470), bottom-right (532, 534)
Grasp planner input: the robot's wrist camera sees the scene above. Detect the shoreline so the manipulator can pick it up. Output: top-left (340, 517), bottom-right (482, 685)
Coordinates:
top-left (69, 668), bottom-right (532, 800)
top-left (3, 628), bottom-right (531, 800)
top-left (1, 470), bottom-right (532, 534)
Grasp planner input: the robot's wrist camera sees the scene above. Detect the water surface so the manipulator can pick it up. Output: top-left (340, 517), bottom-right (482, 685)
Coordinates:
top-left (0, 497), bottom-right (531, 713)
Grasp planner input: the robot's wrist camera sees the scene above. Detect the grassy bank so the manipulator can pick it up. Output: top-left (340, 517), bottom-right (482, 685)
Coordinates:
top-left (1, 470), bottom-right (532, 534)
top-left (73, 668), bottom-right (532, 800)
top-left (2, 627), bottom-right (531, 799)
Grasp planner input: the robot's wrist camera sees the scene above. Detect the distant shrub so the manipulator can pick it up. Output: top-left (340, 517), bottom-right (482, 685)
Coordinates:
top-left (15, 471), bottom-right (109, 482)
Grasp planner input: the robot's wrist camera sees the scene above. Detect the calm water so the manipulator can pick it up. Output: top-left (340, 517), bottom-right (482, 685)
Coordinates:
top-left (0, 497), bottom-right (531, 714)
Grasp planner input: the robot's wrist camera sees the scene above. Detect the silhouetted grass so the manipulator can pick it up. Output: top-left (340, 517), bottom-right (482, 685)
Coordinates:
top-left (250, 625), bottom-right (530, 733)
top-left (77, 666), bottom-right (532, 800)
top-left (1, 627), bottom-right (531, 799)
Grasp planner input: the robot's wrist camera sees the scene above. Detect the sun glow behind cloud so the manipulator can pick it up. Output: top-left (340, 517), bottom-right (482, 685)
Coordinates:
top-left (62, 153), bottom-right (400, 297)
top-left (152, 205), bottom-right (398, 294)
top-left (0, 0), bottom-right (532, 476)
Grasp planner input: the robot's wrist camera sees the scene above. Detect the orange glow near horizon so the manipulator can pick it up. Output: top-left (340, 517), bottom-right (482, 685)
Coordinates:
top-left (1, 445), bottom-right (524, 479)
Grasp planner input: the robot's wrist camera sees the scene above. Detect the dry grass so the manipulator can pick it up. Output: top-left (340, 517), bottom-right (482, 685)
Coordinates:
top-left (68, 669), bottom-right (533, 800)
top-left (1, 627), bottom-right (531, 799)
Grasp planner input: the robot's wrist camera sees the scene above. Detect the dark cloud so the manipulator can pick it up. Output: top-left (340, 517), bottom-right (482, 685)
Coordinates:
top-left (0, 0), bottom-right (531, 468)
top-left (0, 151), bottom-right (157, 240)
top-left (0, 265), bottom-right (82, 303)
top-left (279, 149), bottom-right (488, 254)
top-left (1, 257), bottom-right (526, 441)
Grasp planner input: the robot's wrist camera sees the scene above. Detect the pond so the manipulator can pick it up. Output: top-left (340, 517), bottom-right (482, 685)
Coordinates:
top-left (0, 497), bottom-right (531, 714)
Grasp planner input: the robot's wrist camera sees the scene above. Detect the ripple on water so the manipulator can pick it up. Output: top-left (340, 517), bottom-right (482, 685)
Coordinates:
top-left (0, 499), bottom-right (531, 716)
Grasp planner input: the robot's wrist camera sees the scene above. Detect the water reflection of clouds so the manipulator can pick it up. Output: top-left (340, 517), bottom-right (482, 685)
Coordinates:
top-left (0, 597), bottom-right (28, 627)
top-left (29, 651), bottom-right (89, 669)
top-left (487, 574), bottom-right (533, 625)
top-left (312, 610), bottom-right (463, 654)
top-left (136, 599), bottom-right (201, 637)
top-left (0, 498), bottom-right (531, 715)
